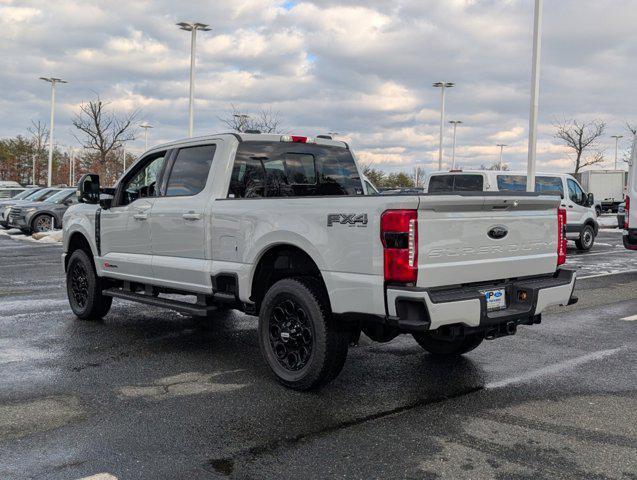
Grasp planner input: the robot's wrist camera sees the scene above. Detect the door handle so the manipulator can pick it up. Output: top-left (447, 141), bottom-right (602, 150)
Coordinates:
top-left (182, 213), bottom-right (202, 221)
top-left (133, 213), bottom-right (148, 220)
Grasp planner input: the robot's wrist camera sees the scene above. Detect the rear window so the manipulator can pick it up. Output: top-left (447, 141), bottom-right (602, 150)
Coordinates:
top-left (228, 142), bottom-right (363, 198)
top-left (428, 174), bottom-right (484, 193)
top-left (497, 175), bottom-right (564, 195)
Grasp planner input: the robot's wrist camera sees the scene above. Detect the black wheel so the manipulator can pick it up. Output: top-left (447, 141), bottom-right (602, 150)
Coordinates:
top-left (595, 206), bottom-right (602, 217)
top-left (575, 224), bottom-right (595, 251)
top-left (66, 249), bottom-right (112, 320)
top-left (412, 331), bottom-right (484, 356)
top-left (258, 277), bottom-right (349, 390)
top-left (32, 213), bottom-right (55, 233)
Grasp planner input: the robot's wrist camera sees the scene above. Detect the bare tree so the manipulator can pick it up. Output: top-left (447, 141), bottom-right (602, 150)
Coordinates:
top-left (554, 118), bottom-right (606, 173)
top-left (73, 95), bottom-right (138, 165)
top-left (27, 120), bottom-right (49, 185)
top-left (480, 162), bottom-right (510, 171)
top-left (219, 104), bottom-right (284, 133)
top-left (627, 122), bottom-right (636, 136)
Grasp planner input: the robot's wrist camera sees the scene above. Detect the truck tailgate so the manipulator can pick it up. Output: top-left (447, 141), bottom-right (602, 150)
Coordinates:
top-left (417, 195), bottom-right (560, 288)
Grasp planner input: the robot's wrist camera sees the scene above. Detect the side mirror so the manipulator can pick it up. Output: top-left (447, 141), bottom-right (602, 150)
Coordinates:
top-left (63, 198), bottom-right (74, 206)
top-left (586, 192), bottom-right (594, 207)
top-left (77, 174), bottom-right (100, 205)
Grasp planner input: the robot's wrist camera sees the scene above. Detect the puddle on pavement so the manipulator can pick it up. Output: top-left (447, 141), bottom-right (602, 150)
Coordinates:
top-left (0, 395), bottom-right (85, 441)
top-left (118, 370), bottom-right (247, 401)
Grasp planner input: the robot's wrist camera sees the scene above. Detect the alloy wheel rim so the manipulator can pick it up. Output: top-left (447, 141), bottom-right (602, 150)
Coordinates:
top-left (268, 298), bottom-right (313, 372)
top-left (34, 215), bottom-right (53, 232)
top-left (70, 261), bottom-right (89, 308)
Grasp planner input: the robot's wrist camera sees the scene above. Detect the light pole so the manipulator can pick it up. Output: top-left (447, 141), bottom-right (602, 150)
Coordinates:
top-left (177, 22), bottom-right (211, 138)
top-left (140, 124), bottom-right (153, 151)
top-left (611, 135), bottom-right (623, 170)
top-left (233, 113), bottom-right (249, 132)
top-left (39, 77), bottom-right (67, 187)
top-left (526, 0), bottom-right (542, 192)
top-left (121, 141), bottom-right (128, 172)
top-left (433, 82), bottom-right (455, 171)
top-left (449, 120), bottom-right (462, 170)
top-left (497, 144), bottom-right (507, 170)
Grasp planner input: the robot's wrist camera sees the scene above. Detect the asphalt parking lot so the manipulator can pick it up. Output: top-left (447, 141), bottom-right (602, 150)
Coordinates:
top-left (0, 225), bottom-right (636, 480)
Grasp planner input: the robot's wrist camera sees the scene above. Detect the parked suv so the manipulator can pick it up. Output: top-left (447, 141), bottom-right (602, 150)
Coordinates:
top-left (8, 188), bottom-right (77, 234)
top-left (425, 170), bottom-right (599, 251)
top-left (63, 133), bottom-right (576, 390)
top-left (0, 187), bottom-right (58, 228)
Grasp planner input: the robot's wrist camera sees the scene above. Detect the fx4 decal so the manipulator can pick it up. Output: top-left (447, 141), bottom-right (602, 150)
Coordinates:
top-left (327, 213), bottom-right (368, 227)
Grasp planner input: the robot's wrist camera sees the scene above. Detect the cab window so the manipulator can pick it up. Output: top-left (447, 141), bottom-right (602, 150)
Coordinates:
top-left (567, 178), bottom-right (585, 205)
top-left (429, 174), bottom-right (483, 192)
top-left (120, 151), bottom-right (167, 206)
top-left (228, 142), bottom-right (362, 198)
top-left (165, 145), bottom-right (216, 197)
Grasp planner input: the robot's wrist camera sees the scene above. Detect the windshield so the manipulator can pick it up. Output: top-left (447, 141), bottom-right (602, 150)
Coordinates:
top-left (43, 189), bottom-right (74, 204)
top-left (14, 188), bottom-right (40, 200)
top-left (27, 188), bottom-right (58, 201)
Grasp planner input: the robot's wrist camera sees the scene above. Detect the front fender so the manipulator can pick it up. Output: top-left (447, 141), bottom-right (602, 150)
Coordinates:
top-left (62, 205), bottom-right (99, 256)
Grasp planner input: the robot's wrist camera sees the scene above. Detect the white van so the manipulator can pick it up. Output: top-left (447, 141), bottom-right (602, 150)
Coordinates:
top-left (624, 137), bottom-right (637, 250)
top-left (425, 170), bottom-right (599, 251)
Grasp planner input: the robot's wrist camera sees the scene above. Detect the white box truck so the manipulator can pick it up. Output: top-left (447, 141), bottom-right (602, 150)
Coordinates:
top-left (576, 170), bottom-right (627, 213)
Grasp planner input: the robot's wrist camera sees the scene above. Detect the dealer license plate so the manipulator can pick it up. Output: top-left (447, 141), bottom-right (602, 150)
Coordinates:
top-left (483, 289), bottom-right (506, 311)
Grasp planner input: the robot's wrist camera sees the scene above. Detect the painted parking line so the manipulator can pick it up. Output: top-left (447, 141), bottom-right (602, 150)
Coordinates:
top-left (578, 269), bottom-right (637, 279)
top-left (486, 347), bottom-right (623, 389)
top-left (77, 474), bottom-right (118, 480)
top-left (620, 314), bottom-right (637, 321)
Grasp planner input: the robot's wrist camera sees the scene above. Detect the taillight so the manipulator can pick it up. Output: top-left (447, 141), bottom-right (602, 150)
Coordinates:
top-left (380, 209), bottom-right (418, 284)
top-left (557, 207), bottom-right (567, 266)
top-left (625, 196), bottom-right (630, 229)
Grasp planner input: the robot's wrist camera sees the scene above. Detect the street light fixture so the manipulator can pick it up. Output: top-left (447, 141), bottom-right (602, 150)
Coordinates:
top-left (448, 120), bottom-right (463, 170)
top-left (39, 77), bottom-right (67, 187)
top-left (433, 82), bottom-right (455, 171)
top-left (140, 124), bottom-right (153, 151)
top-left (611, 135), bottom-right (623, 169)
top-left (497, 144), bottom-right (507, 170)
top-left (177, 22), bottom-right (211, 138)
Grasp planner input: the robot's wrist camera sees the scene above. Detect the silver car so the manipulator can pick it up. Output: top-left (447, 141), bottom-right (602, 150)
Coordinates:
top-left (7, 188), bottom-right (77, 234)
top-left (0, 187), bottom-right (58, 228)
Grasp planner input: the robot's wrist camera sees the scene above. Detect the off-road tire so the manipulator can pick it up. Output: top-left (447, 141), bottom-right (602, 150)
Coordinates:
top-left (66, 249), bottom-right (112, 320)
top-left (258, 277), bottom-right (349, 390)
top-left (412, 331), bottom-right (484, 356)
top-left (575, 224), bottom-right (595, 251)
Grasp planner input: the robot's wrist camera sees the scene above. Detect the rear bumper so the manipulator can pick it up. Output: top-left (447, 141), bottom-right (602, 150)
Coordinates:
top-left (385, 268), bottom-right (576, 332)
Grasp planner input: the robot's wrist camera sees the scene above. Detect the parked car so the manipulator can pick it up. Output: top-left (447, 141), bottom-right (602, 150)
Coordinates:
top-left (7, 188), bottom-right (76, 234)
top-left (0, 180), bottom-right (22, 188)
top-left (63, 132), bottom-right (576, 390)
top-left (624, 137), bottom-right (637, 250)
top-left (0, 187), bottom-right (26, 199)
top-left (425, 170), bottom-right (599, 251)
top-left (0, 187), bottom-right (42, 210)
top-left (0, 187), bottom-right (59, 228)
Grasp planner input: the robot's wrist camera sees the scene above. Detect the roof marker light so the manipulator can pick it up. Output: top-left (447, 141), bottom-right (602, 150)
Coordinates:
top-left (281, 135), bottom-right (314, 144)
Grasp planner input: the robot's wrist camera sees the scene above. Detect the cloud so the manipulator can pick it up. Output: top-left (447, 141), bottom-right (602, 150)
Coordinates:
top-left (0, 0), bottom-right (635, 173)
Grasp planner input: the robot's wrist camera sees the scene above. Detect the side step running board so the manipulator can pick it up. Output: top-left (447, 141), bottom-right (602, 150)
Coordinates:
top-left (103, 288), bottom-right (217, 317)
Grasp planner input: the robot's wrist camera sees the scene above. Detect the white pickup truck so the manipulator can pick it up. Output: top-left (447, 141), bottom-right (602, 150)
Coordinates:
top-left (63, 133), bottom-right (577, 390)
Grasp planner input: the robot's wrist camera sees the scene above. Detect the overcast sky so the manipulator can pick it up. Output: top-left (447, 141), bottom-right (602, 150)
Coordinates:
top-left (1, 0), bottom-right (636, 173)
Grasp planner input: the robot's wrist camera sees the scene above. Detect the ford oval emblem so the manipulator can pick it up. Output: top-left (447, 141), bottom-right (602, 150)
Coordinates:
top-left (488, 225), bottom-right (508, 240)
